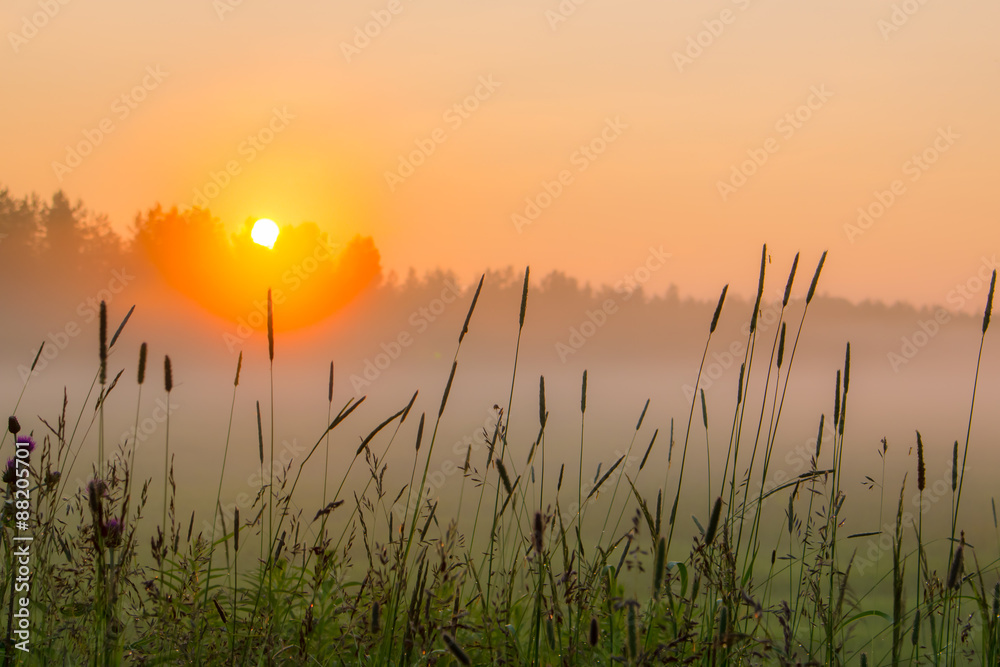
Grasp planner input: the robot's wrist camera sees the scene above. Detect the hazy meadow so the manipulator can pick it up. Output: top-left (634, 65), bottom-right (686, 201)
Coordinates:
top-left (2, 215), bottom-right (999, 662)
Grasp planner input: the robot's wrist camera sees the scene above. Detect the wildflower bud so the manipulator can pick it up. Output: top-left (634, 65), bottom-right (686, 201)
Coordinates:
top-left (88, 478), bottom-right (107, 515)
top-left (101, 518), bottom-right (124, 548)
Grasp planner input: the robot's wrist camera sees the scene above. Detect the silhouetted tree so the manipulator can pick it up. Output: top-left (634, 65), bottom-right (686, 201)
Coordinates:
top-left (0, 188), bottom-right (44, 261)
top-left (0, 185), bottom-right (124, 294)
top-left (42, 190), bottom-right (86, 266)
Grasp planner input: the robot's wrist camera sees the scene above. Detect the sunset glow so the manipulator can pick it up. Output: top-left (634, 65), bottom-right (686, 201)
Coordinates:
top-left (251, 218), bottom-right (280, 249)
top-left (134, 209), bottom-right (380, 333)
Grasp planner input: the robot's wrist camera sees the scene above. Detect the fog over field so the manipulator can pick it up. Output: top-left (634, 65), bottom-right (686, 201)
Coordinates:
top-left (3, 228), bottom-right (998, 567)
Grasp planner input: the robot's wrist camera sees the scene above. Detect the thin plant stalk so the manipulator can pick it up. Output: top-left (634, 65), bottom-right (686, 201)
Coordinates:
top-left (665, 282), bottom-right (729, 558)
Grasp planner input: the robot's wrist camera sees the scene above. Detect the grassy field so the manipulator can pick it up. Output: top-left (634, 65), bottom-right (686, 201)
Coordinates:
top-left (2, 247), bottom-right (999, 666)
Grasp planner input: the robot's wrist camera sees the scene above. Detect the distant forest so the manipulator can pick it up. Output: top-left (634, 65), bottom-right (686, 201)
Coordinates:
top-left (1, 184), bottom-right (987, 401)
top-left (0, 187), bottom-right (125, 278)
top-left (0, 184), bottom-right (966, 329)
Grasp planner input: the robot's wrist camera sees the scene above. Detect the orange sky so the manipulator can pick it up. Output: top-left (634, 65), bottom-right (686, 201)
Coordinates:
top-left (2, 0), bottom-right (998, 310)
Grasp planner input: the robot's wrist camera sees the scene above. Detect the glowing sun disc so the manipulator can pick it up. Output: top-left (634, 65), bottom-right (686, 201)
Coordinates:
top-left (251, 218), bottom-right (280, 249)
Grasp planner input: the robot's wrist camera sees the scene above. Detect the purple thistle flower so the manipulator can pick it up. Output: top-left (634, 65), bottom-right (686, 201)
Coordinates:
top-left (101, 518), bottom-right (124, 548)
top-left (15, 435), bottom-right (35, 454)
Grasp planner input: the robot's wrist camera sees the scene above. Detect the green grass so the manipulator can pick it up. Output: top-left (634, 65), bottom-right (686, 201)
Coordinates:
top-left (1, 249), bottom-right (999, 666)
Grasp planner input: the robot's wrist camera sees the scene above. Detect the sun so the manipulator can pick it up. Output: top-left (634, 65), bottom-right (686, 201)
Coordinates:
top-left (251, 218), bottom-right (280, 249)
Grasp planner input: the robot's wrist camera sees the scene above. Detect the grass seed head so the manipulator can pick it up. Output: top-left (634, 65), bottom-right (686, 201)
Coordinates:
top-left (700, 389), bottom-right (708, 429)
top-left (916, 431), bottom-right (925, 492)
top-left (627, 602), bottom-right (638, 658)
top-left (439, 361), bottom-right (457, 417)
top-left (99, 301), bottom-right (107, 384)
top-left (984, 269), bottom-right (996, 333)
top-left (737, 362), bottom-right (745, 405)
top-left (401, 390), bottom-right (418, 423)
top-left (639, 429), bottom-right (657, 471)
top-left (532, 511), bottom-right (544, 553)
top-left (705, 496), bottom-right (723, 546)
top-left (442, 632), bottom-right (471, 665)
top-left (948, 534), bottom-right (965, 589)
top-left (952, 441), bottom-right (958, 492)
top-left (710, 284), bottom-right (728, 334)
top-left (267, 288), bottom-right (274, 362)
top-left (777, 322), bottom-right (786, 368)
top-left (164, 355), bottom-right (173, 393)
top-left (843, 342), bottom-right (851, 395)
top-left (213, 598), bottom-right (228, 625)
top-left (256, 401), bottom-right (264, 465)
top-left (539, 375), bottom-right (546, 428)
top-left (750, 245), bottom-right (766, 334)
top-left (328, 361), bottom-right (334, 402)
top-left (636, 398), bottom-right (649, 431)
top-left (459, 274), bottom-right (484, 343)
top-left (653, 536), bottom-right (666, 596)
top-left (783, 252), bottom-right (800, 307)
top-left (415, 413), bottom-right (425, 452)
top-left (834, 370), bottom-right (841, 427)
top-left (815, 414), bottom-right (825, 460)
top-left (496, 459), bottom-right (512, 495)
top-left (138, 342), bottom-right (147, 385)
top-left (518, 266), bottom-right (530, 329)
top-left (806, 250), bottom-right (828, 304)
top-left (108, 304), bottom-right (134, 350)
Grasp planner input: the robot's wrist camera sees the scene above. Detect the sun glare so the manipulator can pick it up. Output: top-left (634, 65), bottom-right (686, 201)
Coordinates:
top-left (251, 218), bottom-right (280, 249)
